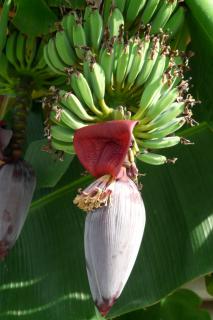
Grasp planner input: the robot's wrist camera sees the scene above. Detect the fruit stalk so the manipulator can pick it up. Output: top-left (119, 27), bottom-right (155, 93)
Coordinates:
top-left (11, 79), bottom-right (33, 159)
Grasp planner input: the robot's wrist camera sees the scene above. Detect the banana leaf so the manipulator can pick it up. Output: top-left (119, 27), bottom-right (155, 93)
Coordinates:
top-left (0, 123), bottom-right (213, 319)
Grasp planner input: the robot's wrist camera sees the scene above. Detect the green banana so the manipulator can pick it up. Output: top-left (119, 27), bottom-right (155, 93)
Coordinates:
top-left (88, 62), bottom-right (106, 97)
top-left (62, 12), bottom-right (77, 46)
top-left (51, 138), bottom-right (75, 154)
top-left (5, 32), bottom-right (19, 70)
top-left (140, 102), bottom-right (185, 131)
top-left (53, 105), bottom-right (86, 130)
top-left (89, 8), bottom-right (103, 52)
top-left (99, 45), bottom-right (115, 87)
top-left (89, 62), bottom-right (111, 115)
top-left (50, 110), bottom-right (68, 127)
top-left (47, 38), bottom-right (67, 73)
top-left (126, 0), bottom-right (146, 26)
top-left (138, 136), bottom-right (180, 149)
top-left (70, 71), bottom-right (85, 102)
top-left (135, 117), bottom-right (186, 139)
top-left (58, 90), bottom-right (96, 121)
top-left (136, 37), bottom-right (160, 87)
top-left (151, 0), bottom-right (178, 34)
top-left (133, 77), bottom-right (164, 120)
top-left (32, 40), bottom-right (47, 71)
top-left (141, 0), bottom-right (161, 25)
top-left (112, 40), bottom-right (124, 74)
top-left (55, 30), bottom-right (76, 66)
top-left (126, 39), bottom-right (150, 88)
top-left (83, 58), bottom-right (94, 88)
top-left (141, 87), bottom-right (179, 124)
top-left (72, 20), bottom-right (87, 60)
top-left (115, 43), bottom-right (130, 87)
top-left (43, 42), bottom-right (62, 75)
top-left (25, 36), bottom-right (37, 69)
top-left (108, 7), bottom-right (124, 38)
top-left (137, 152), bottom-right (167, 165)
top-left (16, 32), bottom-right (26, 69)
top-left (145, 53), bottom-right (167, 86)
top-left (165, 6), bottom-right (185, 39)
top-left (83, 5), bottom-right (93, 45)
top-left (125, 38), bottom-right (139, 77)
top-left (70, 72), bottom-right (102, 116)
top-left (50, 125), bottom-right (74, 143)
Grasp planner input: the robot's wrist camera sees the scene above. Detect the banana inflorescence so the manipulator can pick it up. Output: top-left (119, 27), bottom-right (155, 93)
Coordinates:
top-left (44, 0), bottom-right (185, 74)
top-left (0, 31), bottom-right (63, 96)
top-left (43, 0), bottom-right (197, 166)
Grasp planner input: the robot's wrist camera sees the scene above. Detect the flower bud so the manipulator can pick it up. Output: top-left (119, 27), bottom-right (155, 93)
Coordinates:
top-left (0, 160), bottom-right (36, 259)
top-left (84, 174), bottom-right (146, 316)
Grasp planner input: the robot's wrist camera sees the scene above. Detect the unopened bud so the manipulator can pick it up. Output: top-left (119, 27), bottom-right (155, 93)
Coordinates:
top-left (84, 175), bottom-right (146, 316)
top-left (0, 160), bottom-right (36, 259)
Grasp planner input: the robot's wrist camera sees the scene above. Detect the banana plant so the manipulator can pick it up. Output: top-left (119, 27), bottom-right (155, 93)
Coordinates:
top-left (0, 0), bottom-right (213, 319)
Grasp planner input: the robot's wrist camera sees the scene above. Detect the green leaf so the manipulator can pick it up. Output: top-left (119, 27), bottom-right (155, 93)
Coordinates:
top-left (0, 124), bottom-right (213, 319)
top-left (0, 0), bottom-right (12, 54)
top-left (205, 274), bottom-right (213, 296)
top-left (185, 0), bottom-right (213, 46)
top-left (161, 289), bottom-right (210, 320)
top-left (12, 0), bottom-right (57, 36)
top-left (25, 139), bottom-right (73, 188)
top-left (187, 12), bottom-right (213, 124)
top-left (116, 289), bottom-right (211, 320)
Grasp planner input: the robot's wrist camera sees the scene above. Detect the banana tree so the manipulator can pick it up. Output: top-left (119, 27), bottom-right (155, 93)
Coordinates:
top-left (0, 0), bottom-right (213, 319)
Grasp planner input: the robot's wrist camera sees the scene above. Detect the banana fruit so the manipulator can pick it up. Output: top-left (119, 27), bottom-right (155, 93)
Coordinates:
top-left (41, 2), bottom-right (196, 165)
top-left (0, 31), bottom-right (62, 96)
top-left (139, 136), bottom-right (180, 149)
top-left (50, 125), bottom-right (74, 143)
top-left (108, 7), bottom-right (124, 38)
top-left (51, 138), bottom-right (75, 155)
top-left (137, 152), bottom-right (168, 165)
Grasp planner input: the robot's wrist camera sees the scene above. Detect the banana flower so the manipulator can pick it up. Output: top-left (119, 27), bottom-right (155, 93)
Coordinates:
top-left (74, 120), bottom-right (146, 316)
top-left (0, 124), bottom-right (36, 259)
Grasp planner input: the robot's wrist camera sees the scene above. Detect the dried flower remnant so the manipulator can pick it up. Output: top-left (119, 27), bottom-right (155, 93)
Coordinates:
top-left (0, 160), bottom-right (36, 260)
top-left (74, 175), bottom-right (115, 212)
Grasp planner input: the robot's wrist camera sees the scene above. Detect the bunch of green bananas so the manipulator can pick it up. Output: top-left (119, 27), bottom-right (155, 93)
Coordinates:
top-left (44, 0), bottom-right (185, 75)
top-left (44, 7), bottom-right (104, 74)
top-left (43, 0), bottom-right (196, 166)
top-left (45, 28), bottom-right (196, 165)
top-left (0, 31), bottom-right (64, 95)
top-left (104, 0), bottom-right (185, 35)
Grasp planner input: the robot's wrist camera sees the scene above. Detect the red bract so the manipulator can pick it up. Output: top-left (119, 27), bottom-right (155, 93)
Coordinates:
top-left (73, 120), bottom-right (137, 178)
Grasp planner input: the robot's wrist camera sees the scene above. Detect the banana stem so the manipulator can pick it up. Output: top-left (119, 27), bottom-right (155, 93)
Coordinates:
top-left (10, 80), bottom-right (33, 160)
top-left (99, 99), bottom-right (113, 116)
